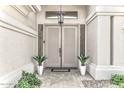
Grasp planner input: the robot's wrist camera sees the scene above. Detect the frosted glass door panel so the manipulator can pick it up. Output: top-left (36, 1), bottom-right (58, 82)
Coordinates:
top-left (45, 26), bottom-right (60, 67)
top-left (62, 26), bottom-right (78, 67)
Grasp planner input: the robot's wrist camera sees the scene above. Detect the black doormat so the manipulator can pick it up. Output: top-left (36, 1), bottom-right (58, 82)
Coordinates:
top-left (51, 68), bottom-right (70, 72)
top-left (82, 80), bottom-right (111, 88)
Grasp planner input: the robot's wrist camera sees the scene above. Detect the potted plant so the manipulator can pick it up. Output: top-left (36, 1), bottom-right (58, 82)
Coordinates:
top-left (33, 56), bottom-right (47, 75)
top-left (77, 54), bottom-right (89, 75)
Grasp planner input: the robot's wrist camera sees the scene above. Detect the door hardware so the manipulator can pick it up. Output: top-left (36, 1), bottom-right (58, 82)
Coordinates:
top-left (43, 40), bottom-right (45, 43)
top-left (59, 48), bottom-right (62, 57)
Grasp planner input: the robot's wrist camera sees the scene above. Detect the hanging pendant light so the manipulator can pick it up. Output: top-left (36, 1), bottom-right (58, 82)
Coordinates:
top-left (58, 5), bottom-right (64, 25)
top-left (51, 5), bottom-right (70, 72)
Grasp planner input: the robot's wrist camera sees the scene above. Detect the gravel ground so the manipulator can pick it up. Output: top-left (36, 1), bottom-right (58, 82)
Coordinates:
top-left (82, 80), bottom-right (119, 88)
top-left (82, 80), bottom-right (120, 88)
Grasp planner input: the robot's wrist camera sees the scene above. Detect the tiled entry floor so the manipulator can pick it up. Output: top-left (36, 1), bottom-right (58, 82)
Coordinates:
top-left (39, 68), bottom-right (94, 88)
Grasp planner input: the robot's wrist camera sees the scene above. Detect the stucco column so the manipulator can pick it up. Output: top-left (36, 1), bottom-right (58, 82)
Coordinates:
top-left (97, 16), bottom-right (111, 65)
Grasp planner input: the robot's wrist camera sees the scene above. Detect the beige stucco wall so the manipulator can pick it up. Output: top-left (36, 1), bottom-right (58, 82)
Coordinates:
top-left (87, 6), bottom-right (124, 80)
top-left (113, 16), bottom-right (124, 66)
top-left (87, 16), bottom-right (111, 66)
top-left (86, 6), bottom-right (124, 66)
top-left (0, 5), bottom-right (38, 87)
top-left (97, 16), bottom-right (111, 65)
top-left (37, 5), bottom-right (86, 24)
top-left (0, 27), bottom-right (36, 77)
top-left (87, 17), bottom-right (98, 65)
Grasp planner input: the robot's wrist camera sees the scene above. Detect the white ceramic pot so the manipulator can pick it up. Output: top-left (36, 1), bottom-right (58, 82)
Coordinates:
top-left (79, 61), bottom-right (86, 75)
top-left (37, 66), bottom-right (43, 75)
top-left (80, 66), bottom-right (86, 75)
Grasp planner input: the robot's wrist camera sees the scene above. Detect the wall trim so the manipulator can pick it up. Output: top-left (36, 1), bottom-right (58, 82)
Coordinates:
top-left (88, 63), bottom-right (124, 80)
top-left (10, 5), bottom-right (29, 17)
top-left (44, 23), bottom-right (81, 26)
top-left (86, 12), bottom-right (124, 25)
top-left (0, 11), bottom-right (38, 37)
top-left (0, 63), bottom-right (34, 88)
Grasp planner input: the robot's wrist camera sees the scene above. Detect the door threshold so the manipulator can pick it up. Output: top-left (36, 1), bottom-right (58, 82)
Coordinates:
top-left (51, 68), bottom-right (70, 72)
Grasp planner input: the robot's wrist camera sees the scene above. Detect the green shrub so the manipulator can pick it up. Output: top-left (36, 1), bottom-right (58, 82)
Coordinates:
top-left (15, 71), bottom-right (41, 88)
top-left (33, 56), bottom-right (47, 66)
top-left (15, 79), bottom-right (33, 88)
top-left (77, 54), bottom-right (89, 66)
top-left (111, 74), bottom-right (124, 88)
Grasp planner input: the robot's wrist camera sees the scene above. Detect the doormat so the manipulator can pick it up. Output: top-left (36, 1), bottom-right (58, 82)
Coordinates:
top-left (82, 80), bottom-right (111, 88)
top-left (51, 68), bottom-right (70, 72)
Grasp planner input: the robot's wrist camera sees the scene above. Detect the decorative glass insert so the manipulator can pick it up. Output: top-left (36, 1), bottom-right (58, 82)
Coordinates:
top-left (46, 11), bottom-right (78, 19)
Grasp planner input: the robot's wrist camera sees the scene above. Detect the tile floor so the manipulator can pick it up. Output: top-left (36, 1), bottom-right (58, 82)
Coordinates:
top-left (39, 68), bottom-right (94, 88)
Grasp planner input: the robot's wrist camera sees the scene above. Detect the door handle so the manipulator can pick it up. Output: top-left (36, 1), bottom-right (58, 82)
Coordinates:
top-left (59, 48), bottom-right (62, 57)
top-left (43, 40), bottom-right (45, 43)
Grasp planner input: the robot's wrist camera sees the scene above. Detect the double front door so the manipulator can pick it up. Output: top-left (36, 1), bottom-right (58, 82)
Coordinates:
top-left (44, 25), bottom-right (78, 68)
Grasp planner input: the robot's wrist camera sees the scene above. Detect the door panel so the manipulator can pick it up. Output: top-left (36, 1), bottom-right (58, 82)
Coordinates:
top-left (45, 26), bottom-right (60, 67)
top-left (62, 26), bottom-right (78, 67)
top-left (45, 25), bottom-right (78, 68)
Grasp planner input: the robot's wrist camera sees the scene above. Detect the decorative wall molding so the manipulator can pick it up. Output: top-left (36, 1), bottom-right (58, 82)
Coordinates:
top-left (0, 11), bottom-right (38, 37)
top-left (86, 12), bottom-right (124, 25)
top-left (10, 5), bottom-right (29, 17)
top-left (86, 12), bottom-right (97, 25)
top-left (95, 6), bottom-right (124, 13)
